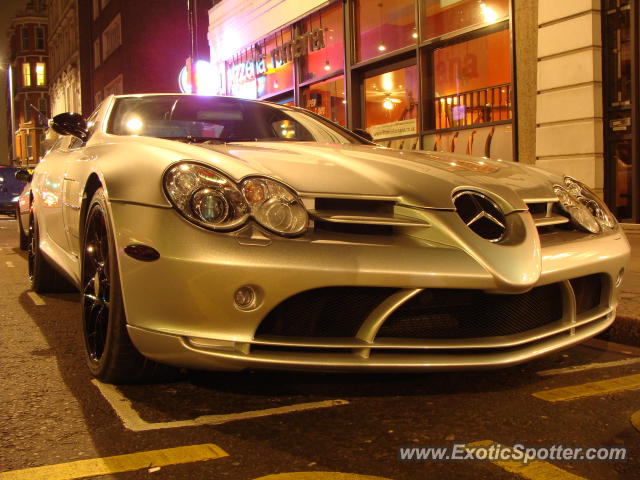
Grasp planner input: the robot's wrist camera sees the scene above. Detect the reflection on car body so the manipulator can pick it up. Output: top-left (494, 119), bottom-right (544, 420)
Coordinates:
top-left (23, 94), bottom-right (630, 383)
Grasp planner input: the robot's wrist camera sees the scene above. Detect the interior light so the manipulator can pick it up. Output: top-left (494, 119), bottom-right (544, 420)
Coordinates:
top-left (378, 42), bottom-right (386, 52)
top-left (126, 117), bottom-right (143, 132)
top-left (324, 60), bottom-right (331, 71)
top-left (412, 31), bottom-right (418, 39)
top-left (480, 3), bottom-right (499, 23)
top-left (383, 99), bottom-right (394, 110)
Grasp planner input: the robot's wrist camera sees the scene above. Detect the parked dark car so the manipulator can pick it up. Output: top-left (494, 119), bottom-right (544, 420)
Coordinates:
top-left (0, 166), bottom-right (27, 217)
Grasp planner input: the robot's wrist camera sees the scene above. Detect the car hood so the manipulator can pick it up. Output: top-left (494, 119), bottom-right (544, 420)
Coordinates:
top-left (194, 142), bottom-right (560, 210)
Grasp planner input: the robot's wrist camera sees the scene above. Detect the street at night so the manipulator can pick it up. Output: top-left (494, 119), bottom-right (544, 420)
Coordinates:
top-left (1, 216), bottom-right (639, 479)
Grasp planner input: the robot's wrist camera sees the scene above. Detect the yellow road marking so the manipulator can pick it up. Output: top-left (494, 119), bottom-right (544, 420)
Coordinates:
top-left (93, 380), bottom-right (348, 431)
top-left (0, 443), bottom-right (228, 480)
top-left (252, 474), bottom-right (392, 480)
top-left (537, 357), bottom-right (640, 376)
top-left (466, 441), bottom-right (586, 480)
top-left (27, 292), bottom-right (46, 305)
top-left (532, 373), bottom-right (640, 402)
top-left (632, 410), bottom-right (640, 433)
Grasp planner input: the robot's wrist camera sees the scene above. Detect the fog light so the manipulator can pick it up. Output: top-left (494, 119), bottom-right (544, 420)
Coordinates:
top-left (616, 268), bottom-right (625, 287)
top-left (234, 285), bottom-right (257, 310)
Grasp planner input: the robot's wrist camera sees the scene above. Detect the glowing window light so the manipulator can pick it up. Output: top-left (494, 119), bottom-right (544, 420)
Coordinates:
top-left (480, 3), bottom-right (498, 23)
top-left (383, 99), bottom-right (394, 110)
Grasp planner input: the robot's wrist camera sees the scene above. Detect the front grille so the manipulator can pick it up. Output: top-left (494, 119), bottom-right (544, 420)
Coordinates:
top-left (377, 284), bottom-right (563, 339)
top-left (570, 274), bottom-right (603, 314)
top-left (311, 198), bottom-right (397, 236)
top-left (255, 287), bottom-right (398, 338)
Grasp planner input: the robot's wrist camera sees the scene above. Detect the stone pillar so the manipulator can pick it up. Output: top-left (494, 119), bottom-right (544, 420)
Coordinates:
top-left (535, 0), bottom-right (603, 194)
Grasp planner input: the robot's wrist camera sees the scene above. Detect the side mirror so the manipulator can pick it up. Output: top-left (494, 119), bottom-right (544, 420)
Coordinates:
top-left (15, 168), bottom-right (32, 183)
top-left (50, 112), bottom-right (88, 142)
top-left (352, 128), bottom-right (374, 142)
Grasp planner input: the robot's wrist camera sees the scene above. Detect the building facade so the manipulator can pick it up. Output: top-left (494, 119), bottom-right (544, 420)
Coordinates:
top-left (208, 0), bottom-right (640, 223)
top-left (7, 0), bottom-right (49, 166)
top-left (48, 0), bottom-right (82, 116)
top-left (82, 0), bottom-right (210, 113)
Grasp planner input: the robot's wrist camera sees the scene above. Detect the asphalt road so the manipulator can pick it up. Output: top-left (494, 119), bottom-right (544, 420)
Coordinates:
top-left (0, 215), bottom-right (639, 480)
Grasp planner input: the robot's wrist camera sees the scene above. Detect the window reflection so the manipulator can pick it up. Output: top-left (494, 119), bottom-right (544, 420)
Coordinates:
top-left (421, 0), bottom-right (509, 40)
top-left (364, 65), bottom-right (418, 139)
top-left (355, 0), bottom-right (416, 62)
top-left (301, 76), bottom-right (346, 126)
top-left (433, 29), bottom-right (511, 129)
top-left (258, 28), bottom-right (294, 98)
top-left (300, 2), bottom-right (344, 82)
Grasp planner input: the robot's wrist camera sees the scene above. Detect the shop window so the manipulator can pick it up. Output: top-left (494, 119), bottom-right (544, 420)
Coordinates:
top-left (35, 27), bottom-right (45, 50)
top-left (300, 76), bottom-right (346, 126)
top-left (364, 64), bottom-right (419, 140)
top-left (300, 1), bottom-right (344, 82)
top-left (24, 101), bottom-right (31, 123)
top-left (226, 27), bottom-right (295, 100)
top-left (432, 28), bottom-right (511, 130)
top-left (421, 0), bottom-right (509, 41)
top-left (23, 63), bottom-right (32, 87)
top-left (36, 63), bottom-right (46, 86)
top-left (258, 28), bottom-right (294, 98)
top-left (355, 0), bottom-right (416, 62)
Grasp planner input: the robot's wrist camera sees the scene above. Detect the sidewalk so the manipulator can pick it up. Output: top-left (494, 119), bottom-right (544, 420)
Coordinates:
top-left (606, 226), bottom-right (640, 347)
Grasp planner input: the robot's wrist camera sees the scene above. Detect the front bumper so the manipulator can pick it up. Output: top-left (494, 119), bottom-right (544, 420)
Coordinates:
top-left (110, 202), bottom-right (630, 372)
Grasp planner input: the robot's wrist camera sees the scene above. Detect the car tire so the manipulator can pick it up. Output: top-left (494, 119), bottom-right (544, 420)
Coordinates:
top-left (18, 207), bottom-right (29, 251)
top-left (29, 214), bottom-right (72, 293)
top-left (81, 187), bottom-right (177, 384)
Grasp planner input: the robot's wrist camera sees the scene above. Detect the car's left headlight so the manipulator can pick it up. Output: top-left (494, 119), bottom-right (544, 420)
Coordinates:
top-left (554, 176), bottom-right (618, 233)
top-left (12, 196), bottom-right (19, 202)
top-left (163, 161), bottom-right (308, 236)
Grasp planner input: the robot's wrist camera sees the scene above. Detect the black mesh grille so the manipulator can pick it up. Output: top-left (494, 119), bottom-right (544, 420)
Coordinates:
top-left (570, 274), bottom-right (603, 314)
top-left (256, 287), bottom-right (398, 338)
top-left (377, 284), bottom-right (563, 339)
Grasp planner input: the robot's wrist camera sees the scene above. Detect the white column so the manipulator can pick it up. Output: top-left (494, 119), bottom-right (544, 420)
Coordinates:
top-left (535, 0), bottom-right (603, 194)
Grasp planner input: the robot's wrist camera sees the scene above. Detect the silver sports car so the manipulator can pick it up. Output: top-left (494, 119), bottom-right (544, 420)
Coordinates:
top-left (20, 94), bottom-right (630, 383)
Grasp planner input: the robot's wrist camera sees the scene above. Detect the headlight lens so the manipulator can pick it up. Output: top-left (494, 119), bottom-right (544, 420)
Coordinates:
top-left (12, 196), bottom-right (20, 202)
top-left (563, 176), bottom-right (617, 230)
top-left (240, 178), bottom-right (308, 236)
top-left (553, 177), bottom-right (618, 233)
top-left (164, 163), bottom-right (249, 230)
top-left (164, 162), bottom-right (308, 236)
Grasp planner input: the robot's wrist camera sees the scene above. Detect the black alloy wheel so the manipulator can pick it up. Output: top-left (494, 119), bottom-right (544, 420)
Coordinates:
top-left (82, 205), bottom-right (111, 363)
top-left (81, 188), bottom-right (177, 383)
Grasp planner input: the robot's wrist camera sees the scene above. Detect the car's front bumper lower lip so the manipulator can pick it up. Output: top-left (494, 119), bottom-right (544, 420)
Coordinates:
top-left (128, 309), bottom-right (614, 372)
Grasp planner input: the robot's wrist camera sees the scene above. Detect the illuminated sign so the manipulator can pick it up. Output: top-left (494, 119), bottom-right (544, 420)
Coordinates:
top-left (227, 27), bottom-right (325, 97)
top-left (178, 60), bottom-right (218, 95)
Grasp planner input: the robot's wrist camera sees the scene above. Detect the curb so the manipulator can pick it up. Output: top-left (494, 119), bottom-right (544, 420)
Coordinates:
top-left (621, 223), bottom-right (640, 232)
top-left (599, 315), bottom-right (640, 349)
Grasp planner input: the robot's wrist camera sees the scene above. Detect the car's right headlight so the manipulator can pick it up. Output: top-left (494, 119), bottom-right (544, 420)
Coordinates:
top-left (553, 176), bottom-right (618, 234)
top-left (163, 162), bottom-right (308, 236)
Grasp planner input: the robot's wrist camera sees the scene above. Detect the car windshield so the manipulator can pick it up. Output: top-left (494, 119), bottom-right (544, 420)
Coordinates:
top-left (107, 95), bottom-right (369, 145)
